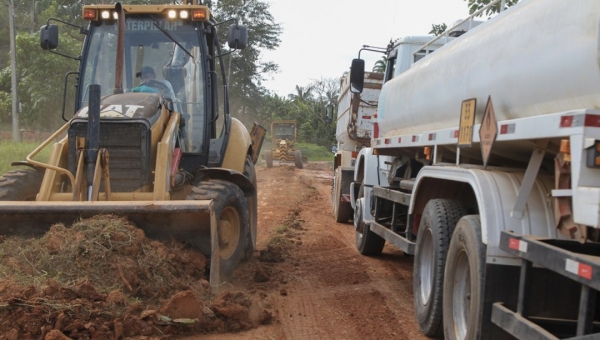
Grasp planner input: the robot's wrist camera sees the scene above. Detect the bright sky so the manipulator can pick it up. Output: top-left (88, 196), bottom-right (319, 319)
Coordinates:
top-left (260, 0), bottom-right (471, 97)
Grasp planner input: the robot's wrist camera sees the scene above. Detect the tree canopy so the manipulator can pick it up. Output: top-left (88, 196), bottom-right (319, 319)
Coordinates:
top-left (0, 0), bottom-right (334, 148)
top-left (465, 0), bottom-right (520, 16)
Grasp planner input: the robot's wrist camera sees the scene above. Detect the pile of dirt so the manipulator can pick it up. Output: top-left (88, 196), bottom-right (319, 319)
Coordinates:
top-left (0, 215), bottom-right (269, 339)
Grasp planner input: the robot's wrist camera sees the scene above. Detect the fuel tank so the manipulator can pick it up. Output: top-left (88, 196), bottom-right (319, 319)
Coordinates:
top-left (377, 0), bottom-right (600, 138)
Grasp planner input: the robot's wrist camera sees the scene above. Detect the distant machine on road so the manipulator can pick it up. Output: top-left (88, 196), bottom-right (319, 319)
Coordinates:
top-left (264, 120), bottom-right (305, 169)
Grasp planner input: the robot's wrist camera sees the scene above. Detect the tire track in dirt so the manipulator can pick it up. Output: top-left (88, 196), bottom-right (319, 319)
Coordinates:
top-left (184, 163), bottom-right (425, 340)
top-left (268, 169), bottom-right (425, 340)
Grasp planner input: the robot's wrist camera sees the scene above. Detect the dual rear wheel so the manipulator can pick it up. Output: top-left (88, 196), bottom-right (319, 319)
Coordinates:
top-left (413, 198), bottom-right (485, 340)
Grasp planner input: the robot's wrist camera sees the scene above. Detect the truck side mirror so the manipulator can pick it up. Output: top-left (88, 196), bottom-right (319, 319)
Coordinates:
top-left (350, 59), bottom-right (365, 93)
top-left (227, 24), bottom-right (248, 50)
top-left (40, 24), bottom-right (59, 50)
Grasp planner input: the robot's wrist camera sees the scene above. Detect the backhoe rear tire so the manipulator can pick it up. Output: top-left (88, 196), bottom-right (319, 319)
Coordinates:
top-left (0, 169), bottom-right (44, 201)
top-left (187, 179), bottom-right (249, 279)
top-left (294, 150), bottom-right (303, 169)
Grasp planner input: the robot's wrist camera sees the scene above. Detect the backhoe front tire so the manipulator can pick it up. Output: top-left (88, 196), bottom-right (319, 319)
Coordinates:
top-left (187, 179), bottom-right (249, 279)
top-left (0, 169), bottom-right (44, 201)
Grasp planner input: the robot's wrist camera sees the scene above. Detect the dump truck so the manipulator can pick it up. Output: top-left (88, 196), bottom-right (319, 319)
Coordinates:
top-left (332, 71), bottom-right (383, 223)
top-left (264, 120), bottom-right (305, 169)
top-left (348, 0), bottom-right (600, 339)
top-left (0, 3), bottom-right (266, 285)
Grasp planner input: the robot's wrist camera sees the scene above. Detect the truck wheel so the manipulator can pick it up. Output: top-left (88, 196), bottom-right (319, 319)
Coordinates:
top-left (443, 215), bottom-right (485, 340)
top-left (294, 150), bottom-right (303, 169)
top-left (265, 152), bottom-right (273, 168)
top-left (242, 156), bottom-right (257, 261)
top-left (413, 199), bottom-right (465, 337)
top-left (187, 179), bottom-right (249, 279)
top-left (354, 184), bottom-right (384, 255)
top-left (333, 167), bottom-right (353, 222)
top-left (0, 169), bottom-right (44, 201)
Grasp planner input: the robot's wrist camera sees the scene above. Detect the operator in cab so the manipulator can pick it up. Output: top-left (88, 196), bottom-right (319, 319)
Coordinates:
top-left (132, 66), bottom-right (181, 114)
top-left (133, 66), bottom-right (177, 99)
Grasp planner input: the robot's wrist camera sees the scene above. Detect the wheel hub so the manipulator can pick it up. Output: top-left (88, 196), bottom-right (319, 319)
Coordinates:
top-left (452, 251), bottom-right (471, 340)
top-left (419, 229), bottom-right (434, 305)
top-left (354, 198), bottom-right (364, 233)
top-left (217, 206), bottom-right (241, 260)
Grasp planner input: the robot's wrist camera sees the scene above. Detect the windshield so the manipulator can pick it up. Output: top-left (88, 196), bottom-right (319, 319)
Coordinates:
top-left (80, 17), bottom-right (206, 153)
top-left (273, 124), bottom-right (295, 140)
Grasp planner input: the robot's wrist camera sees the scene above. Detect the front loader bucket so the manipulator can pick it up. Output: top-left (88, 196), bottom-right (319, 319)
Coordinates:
top-left (0, 200), bottom-right (222, 287)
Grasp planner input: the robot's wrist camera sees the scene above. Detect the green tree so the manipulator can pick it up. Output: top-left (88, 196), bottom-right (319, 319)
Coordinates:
top-left (210, 0), bottom-right (282, 128)
top-left (429, 23), bottom-right (447, 36)
top-left (0, 31), bottom-right (81, 130)
top-left (288, 85), bottom-right (312, 103)
top-left (372, 57), bottom-right (386, 73)
top-left (465, 0), bottom-right (519, 16)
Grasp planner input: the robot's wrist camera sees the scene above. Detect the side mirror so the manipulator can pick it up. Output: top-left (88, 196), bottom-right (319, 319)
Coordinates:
top-left (40, 24), bottom-right (59, 50)
top-left (350, 59), bottom-right (365, 93)
top-left (227, 24), bottom-right (248, 50)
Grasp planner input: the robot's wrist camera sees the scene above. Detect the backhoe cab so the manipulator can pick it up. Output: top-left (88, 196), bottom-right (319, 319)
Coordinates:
top-left (0, 3), bottom-right (266, 285)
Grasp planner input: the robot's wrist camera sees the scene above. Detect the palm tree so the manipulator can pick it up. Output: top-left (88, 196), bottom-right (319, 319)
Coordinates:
top-left (372, 57), bottom-right (386, 73)
top-left (288, 85), bottom-right (312, 103)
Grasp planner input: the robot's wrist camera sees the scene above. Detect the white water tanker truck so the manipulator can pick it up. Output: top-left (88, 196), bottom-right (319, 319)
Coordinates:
top-left (349, 0), bottom-right (600, 339)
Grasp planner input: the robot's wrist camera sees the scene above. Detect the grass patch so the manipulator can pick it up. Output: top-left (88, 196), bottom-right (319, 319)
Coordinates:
top-left (0, 141), bottom-right (52, 176)
top-left (275, 225), bottom-right (289, 234)
top-left (296, 142), bottom-right (334, 162)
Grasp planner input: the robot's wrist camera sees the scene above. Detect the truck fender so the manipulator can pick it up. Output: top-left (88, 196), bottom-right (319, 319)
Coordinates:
top-left (411, 166), bottom-right (556, 265)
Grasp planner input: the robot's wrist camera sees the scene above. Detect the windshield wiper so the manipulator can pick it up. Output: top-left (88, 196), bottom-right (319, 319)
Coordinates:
top-left (152, 20), bottom-right (194, 59)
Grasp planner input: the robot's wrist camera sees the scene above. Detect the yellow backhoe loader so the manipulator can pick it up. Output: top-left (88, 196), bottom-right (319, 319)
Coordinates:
top-left (0, 3), bottom-right (266, 286)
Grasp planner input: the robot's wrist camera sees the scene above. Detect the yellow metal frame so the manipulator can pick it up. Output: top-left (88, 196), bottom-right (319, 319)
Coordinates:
top-left (25, 108), bottom-right (179, 202)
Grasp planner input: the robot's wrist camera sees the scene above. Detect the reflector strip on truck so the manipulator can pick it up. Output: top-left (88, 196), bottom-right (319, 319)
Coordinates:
top-left (508, 237), bottom-right (528, 253)
top-left (341, 194), bottom-right (351, 203)
top-left (565, 259), bottom-right (593, 280)
top-left (559, 113), bottom-right (600, 128)
top-left (500, 123), bottom-right (515, 134)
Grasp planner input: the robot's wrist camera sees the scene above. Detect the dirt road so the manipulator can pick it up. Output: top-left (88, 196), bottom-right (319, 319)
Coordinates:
top-left (194, 162), bottom-right (426, 340)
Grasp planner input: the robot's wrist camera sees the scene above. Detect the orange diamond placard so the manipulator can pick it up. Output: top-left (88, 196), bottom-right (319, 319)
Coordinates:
top-left (479, 96), bottom-right (497, 168)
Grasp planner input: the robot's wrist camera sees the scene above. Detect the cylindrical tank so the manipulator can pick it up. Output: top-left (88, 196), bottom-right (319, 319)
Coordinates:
top-left (377, 0), bottom-right (600, 138)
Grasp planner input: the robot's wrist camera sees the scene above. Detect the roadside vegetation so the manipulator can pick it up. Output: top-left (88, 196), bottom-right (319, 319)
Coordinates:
top-left (0, 141), bottom-right (50, 176)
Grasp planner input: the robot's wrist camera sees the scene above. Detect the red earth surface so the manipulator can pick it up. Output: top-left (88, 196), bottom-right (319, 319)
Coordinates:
top-left (0, 161), bottom-right (425, 340)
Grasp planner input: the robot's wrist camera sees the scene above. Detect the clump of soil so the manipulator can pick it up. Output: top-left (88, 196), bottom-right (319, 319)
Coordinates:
top-left (0, 215), bottom-right (266, 339)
